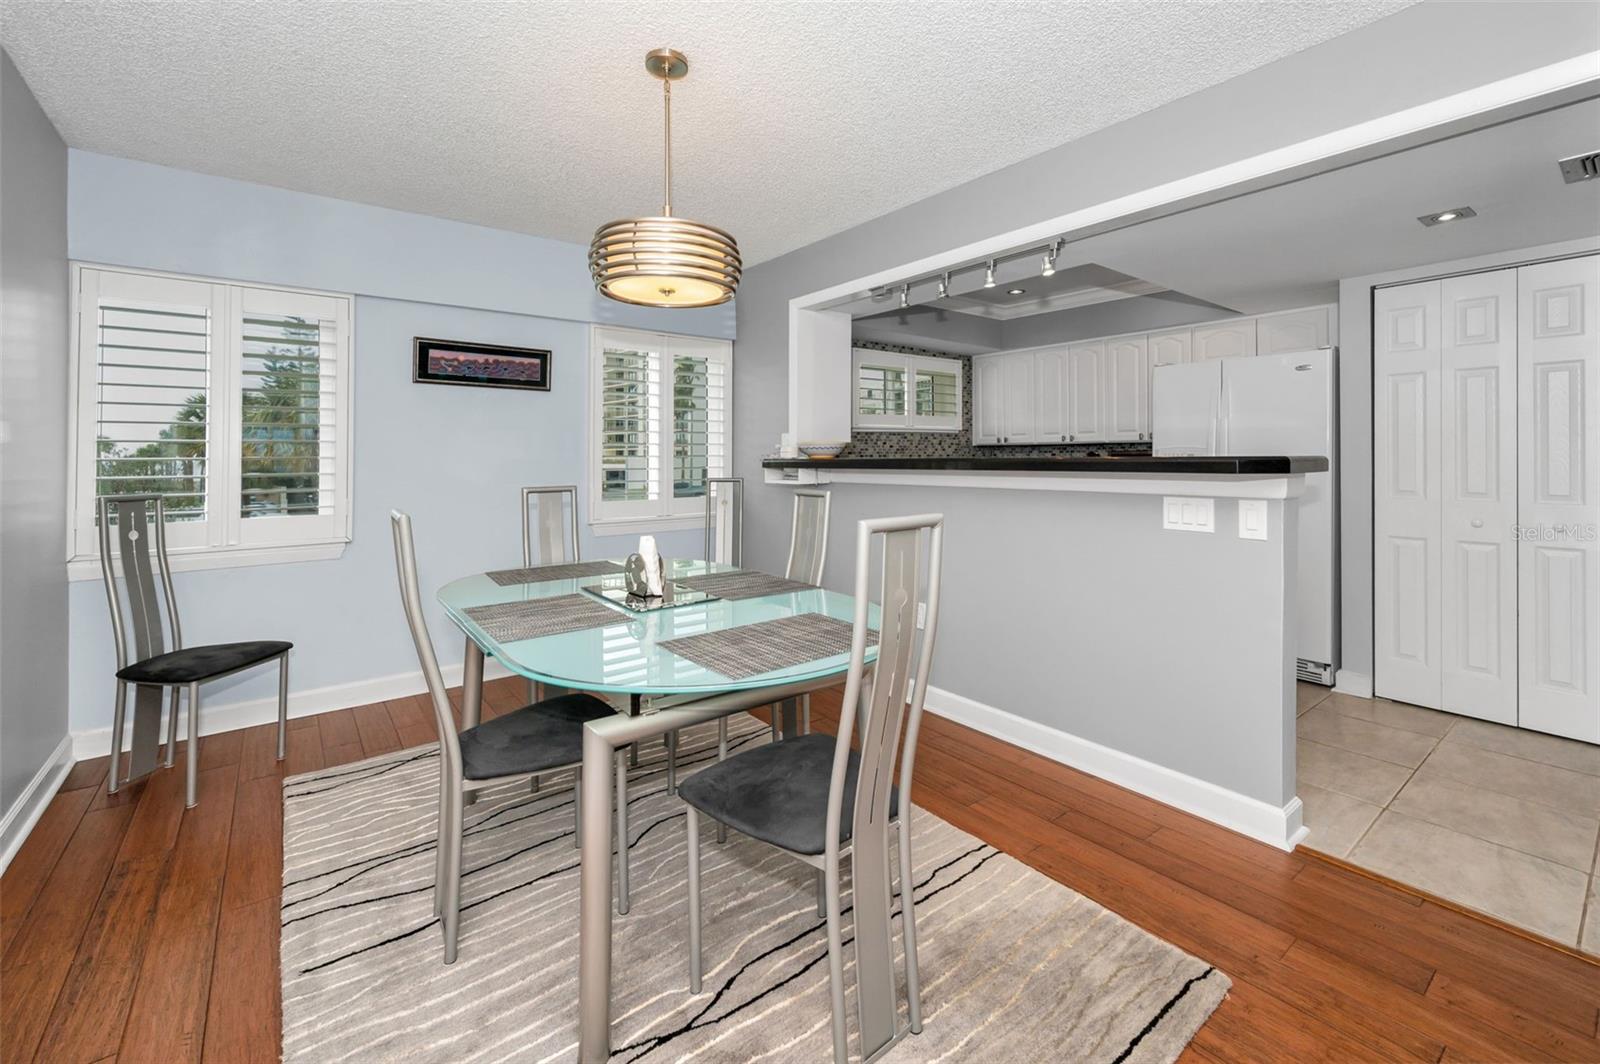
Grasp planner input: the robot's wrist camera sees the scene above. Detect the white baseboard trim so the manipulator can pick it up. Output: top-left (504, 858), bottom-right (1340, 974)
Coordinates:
top-left (0, 734), bottom-right (75, 875)
top-left (70, 657), bottom-right (516, 761)
top-left (1334, 670), bottom-right (1374, 699)
top-left (923, 685), bottom-right (1306, 851)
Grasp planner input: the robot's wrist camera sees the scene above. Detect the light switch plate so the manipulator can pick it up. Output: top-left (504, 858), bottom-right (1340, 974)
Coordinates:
top-left (1163, 496), bottom-right (1215, 533)
top-left (1238, 499), bottom-right (1269, 540)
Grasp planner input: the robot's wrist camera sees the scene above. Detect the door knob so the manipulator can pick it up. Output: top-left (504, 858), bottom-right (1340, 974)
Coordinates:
top-left (1471, 519), bottom-right (1484, 528)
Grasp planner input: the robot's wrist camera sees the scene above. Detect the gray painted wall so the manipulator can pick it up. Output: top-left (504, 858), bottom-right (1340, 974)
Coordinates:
top-left (1, 50), bottom-right (70, 816)
top-left (63, 156), bottom-right (730, 736)
top-left (734, 2), bottom-right (1596, 805)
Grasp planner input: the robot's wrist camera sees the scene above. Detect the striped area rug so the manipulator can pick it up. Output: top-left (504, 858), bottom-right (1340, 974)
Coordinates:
top-left (281, 717), bottom-right (1229, 1062)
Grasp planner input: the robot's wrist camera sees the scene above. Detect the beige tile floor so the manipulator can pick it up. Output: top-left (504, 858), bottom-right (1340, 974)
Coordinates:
top-left (1295, 683), bottom-right (1600, 952)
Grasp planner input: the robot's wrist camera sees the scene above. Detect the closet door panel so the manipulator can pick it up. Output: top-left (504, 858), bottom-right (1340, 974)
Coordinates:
top-left (1440, 270), bottom-right (1518, 724)
top-left (1518, 256), bottom-right (1600, 743)
top-left (1374, 281), bottom-right (1443, 709)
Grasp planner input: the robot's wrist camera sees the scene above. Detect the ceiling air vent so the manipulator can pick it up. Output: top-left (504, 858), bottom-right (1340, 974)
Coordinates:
top-left (1558, 150), bottom-right (1600, 184)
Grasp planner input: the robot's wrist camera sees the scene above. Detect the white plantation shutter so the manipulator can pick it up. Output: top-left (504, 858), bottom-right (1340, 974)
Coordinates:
top-left (851, 348), bottom-right (962, 432)
top-left (912, 360), bottom-right (961, 430)
top-left (591, 327), bottom-right (732, 526)
top-left (71, 266), bottom-right (352, 564)
top-left (671, 340), bottom-right (730, 502)
top-left (234, 286), bottom-right (349, 546)
top-left (599, 341), bottom-right (662, 519)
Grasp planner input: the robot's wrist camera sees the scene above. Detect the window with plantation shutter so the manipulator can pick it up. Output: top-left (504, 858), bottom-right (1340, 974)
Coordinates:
top-left (70, 265), bottom-right (353, 573)
top-left (590, 327), bottom-right (732, 528)
top-left (851, 348), bottom-right (963, 432)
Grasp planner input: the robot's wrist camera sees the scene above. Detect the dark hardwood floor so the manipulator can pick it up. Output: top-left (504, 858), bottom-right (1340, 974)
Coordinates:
top-left (4, 680), bottom-right (1598, 1063)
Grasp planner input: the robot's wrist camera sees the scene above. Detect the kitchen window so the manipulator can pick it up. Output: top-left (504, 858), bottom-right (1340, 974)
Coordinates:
top-left (67, 264), bottom-right (353, 576)
top-left (588, 326), bottom-right (732, 530)
top-left (851, 348), bottom-right (962, 432)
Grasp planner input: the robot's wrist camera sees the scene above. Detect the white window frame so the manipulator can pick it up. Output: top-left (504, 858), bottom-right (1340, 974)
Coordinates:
top-left (587, 325), bottom-right (733, 533)
top-left (851, 348), bottom-right (963, 432)
top-left (66, 263), bottom-right (354, 579)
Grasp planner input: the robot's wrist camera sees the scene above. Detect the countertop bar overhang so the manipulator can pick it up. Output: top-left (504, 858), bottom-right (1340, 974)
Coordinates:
top-left (762, 455), bottom-right (1328, 500)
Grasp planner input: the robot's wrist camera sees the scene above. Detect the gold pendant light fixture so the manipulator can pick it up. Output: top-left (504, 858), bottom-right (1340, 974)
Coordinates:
top-left (588, 48), bottom-right (741, 308)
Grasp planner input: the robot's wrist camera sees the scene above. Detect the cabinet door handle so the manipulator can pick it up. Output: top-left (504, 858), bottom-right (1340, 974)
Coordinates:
top-left (1068, 434), bottom-right (1075, 442)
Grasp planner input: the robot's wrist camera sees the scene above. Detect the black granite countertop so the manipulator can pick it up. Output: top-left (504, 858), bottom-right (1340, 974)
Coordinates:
top-left (761, 455), bottom-right (1329, 474)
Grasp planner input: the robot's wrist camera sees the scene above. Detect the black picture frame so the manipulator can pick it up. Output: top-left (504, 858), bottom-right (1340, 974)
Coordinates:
top-left (412, 337), bottom-right (552, 391)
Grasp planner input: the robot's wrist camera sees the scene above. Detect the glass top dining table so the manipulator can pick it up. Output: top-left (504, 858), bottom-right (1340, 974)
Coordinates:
top-left (436, 557), bottom-right (878, 696)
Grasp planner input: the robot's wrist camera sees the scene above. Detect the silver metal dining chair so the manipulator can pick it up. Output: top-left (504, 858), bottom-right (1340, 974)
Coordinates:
top-left (786, 488), bottom-right (831, 584)
top-left (777, 488), bottom-right (831, 738)
top-left (98, 494), bottom-right (292, 807)
top-left (520, 485), bottom-right (580, 709)
top-left (391, 509), bottom-right (632, 962)
top-left (678, 512), bottom-right (943, 1063)
top-left (521, 484), bottom-right (579, 568)
top-left (704, 477), bottom-right (743, 566)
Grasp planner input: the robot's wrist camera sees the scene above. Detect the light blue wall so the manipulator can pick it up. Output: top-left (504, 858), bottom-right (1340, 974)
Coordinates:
top-left (65, 154), bottom-right (730, 734)
top-left (1, 49), bottom-right (70, 816)
top-left (69, 152), bottom-right (734, 339)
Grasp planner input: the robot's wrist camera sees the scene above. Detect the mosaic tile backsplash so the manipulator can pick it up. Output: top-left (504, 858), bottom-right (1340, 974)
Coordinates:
top-left (841, 340), bottom-right (1153, 460)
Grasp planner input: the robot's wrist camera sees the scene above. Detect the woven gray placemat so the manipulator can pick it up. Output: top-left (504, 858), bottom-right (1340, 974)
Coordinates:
top-left (674, 569), bottom-right (817, 601)
top-left (484, 560), bottom-right (624, 586)
top-left (660, 612), bottom-right (876, 680)
top-left (463, 593), bottom-right (622, 642)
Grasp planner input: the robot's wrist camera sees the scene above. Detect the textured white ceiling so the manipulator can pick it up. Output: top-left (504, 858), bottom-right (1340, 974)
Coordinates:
top-left (0, 0), bottom-right (1413, 264)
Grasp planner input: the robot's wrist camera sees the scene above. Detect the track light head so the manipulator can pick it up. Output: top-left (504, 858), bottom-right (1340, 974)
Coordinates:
top-left (983, 261), bottom-right (997, 288)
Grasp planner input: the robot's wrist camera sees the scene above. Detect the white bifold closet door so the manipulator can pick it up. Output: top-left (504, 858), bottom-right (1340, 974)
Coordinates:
top-left (1374, 281), bottom-right (1443, 709)
top-left (1439, 270), bottom-right (1519, 724)
top-left (1518, 256), bottom-right (1600, 743)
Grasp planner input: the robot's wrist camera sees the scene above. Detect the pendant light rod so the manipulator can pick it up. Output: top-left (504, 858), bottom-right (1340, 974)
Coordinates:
top-left (661, 76), bottom-right (673, 216)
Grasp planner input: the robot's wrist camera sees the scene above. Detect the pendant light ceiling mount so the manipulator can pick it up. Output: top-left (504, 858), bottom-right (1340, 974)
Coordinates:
top-left (589, 48), bottom-right (741, 309)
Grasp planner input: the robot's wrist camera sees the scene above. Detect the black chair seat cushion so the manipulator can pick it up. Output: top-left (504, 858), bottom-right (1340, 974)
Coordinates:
top-left (678, 733), bottom-right (898, 856)
top-left (459, 693), bottom-right (616, 781)
top-left (116, 641), bottom-right (292, 684)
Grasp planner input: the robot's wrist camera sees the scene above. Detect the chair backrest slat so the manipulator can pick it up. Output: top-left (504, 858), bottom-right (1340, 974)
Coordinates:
top-left (522, 486), bottom-right (578, 567)
top-left (704, 477), bottom-right (743, 566)
top-left (97, 495), bottom-right (182, 670)
top-left (825, 513), bottom-right (943, 861)
top-left (785, 489), bottom-right (830, 584)
top-left (391, 511), bottom-right (464, 779)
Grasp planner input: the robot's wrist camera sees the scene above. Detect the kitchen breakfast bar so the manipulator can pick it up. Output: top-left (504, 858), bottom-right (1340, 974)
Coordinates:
top-left (757, 453), bottom-right (1330, 851)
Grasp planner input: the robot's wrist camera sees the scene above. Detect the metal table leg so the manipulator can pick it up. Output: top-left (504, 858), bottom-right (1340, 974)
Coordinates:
top-left (462, 638), bottom-right (484, 729)
top-left (462, 640), bottom-right (484, 806)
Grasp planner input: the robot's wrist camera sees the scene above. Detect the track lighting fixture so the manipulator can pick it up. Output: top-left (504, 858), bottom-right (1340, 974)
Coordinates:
top-left (983, 261), bottom-right (996, 288)
top-left (937, 273), bottom-right (950, 299)
top-left (899, 284), bottom-right (909, 309)
top-left (1041, 243), bottom-right (1058, 277)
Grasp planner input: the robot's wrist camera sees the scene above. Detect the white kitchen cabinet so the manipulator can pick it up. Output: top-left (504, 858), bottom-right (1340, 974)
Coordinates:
top-left (1105, 335), bottom-right (1150, 442)
top-left (1034, 346), bottom-right (1068, 443)
top-left (1258, 306), bottom-right (1334, 354)
top-left (1066, 342), bottom-right (1106, 442)
top-left (1193, 320), bottom-right (1257, 361)
top-left (1000, 351), bottom-right (1037, 443)
top-left (973, 355), bottom-right (1004, 444)
top-left (1149, 328), bottom-right (1192, 367)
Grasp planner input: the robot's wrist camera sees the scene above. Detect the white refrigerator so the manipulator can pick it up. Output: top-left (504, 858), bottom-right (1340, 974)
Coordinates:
top-left (1152, 350), bottom-right (1338, 683)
